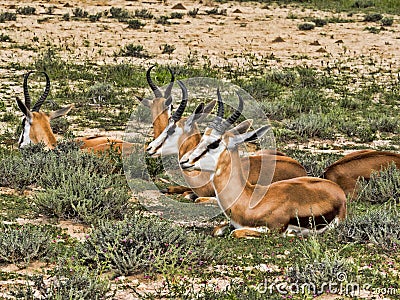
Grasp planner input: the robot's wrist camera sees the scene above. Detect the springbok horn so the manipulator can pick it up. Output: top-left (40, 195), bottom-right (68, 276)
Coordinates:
top-left (23, 71), bottom-right (34, 110)
top-left (146, 65), bottom-right (163, 98)
top-left (211, 90), bottom-right (244, 133)
top-left (171, 80), bottom-right (188, 121)
top-left (223, 91), bottom-right (244, 126)
top-left (209, 88), bottom-right (226, 132)
top-left (32, 72), bottom-right (50, 112)
top-left (164, 67), bottom-right (175, 99)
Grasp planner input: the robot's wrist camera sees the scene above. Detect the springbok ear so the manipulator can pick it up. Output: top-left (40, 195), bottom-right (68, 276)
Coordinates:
top-left (16, 97), bottom-right (33, 120)
top-left (49, 104), bottom-right (74, 120)
top-left (136, 96), bottom-right (151, 107)
top-left (184, 102), bottom-right (205, 131)
top-left (227, 125), bottom-right (270, 149)
top-left (228, 119), bottom-right (253, 135)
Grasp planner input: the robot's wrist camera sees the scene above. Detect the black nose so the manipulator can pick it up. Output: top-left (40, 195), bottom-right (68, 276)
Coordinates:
top-left (180, 159), bottom-right (189, 164)
top-left (146, 146), bottom-right (151, 152)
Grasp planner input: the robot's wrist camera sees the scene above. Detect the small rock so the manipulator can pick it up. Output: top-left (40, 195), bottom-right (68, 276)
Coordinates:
top-left (233, 9), bottom-right (242, 13)
top-left (171, 3), bottom-right (186, 10)
top-left (316, 47), bottom-right (327, 53)
top-left (310, 40), bottom-right (321, 46)
top-left (272, 36), bottom-right (285, 43)
top-left (335, 39), bottom-right (344, 44)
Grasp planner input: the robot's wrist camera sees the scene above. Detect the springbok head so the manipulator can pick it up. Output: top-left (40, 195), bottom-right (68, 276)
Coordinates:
top-left (146, 80), bottom-right (216, 158)
top-left (179, 90), bottom-right (250, 171)
top-left (136, 65), bottom-right (175, 138)
top-left (16, 71), bottom-right (73, 149)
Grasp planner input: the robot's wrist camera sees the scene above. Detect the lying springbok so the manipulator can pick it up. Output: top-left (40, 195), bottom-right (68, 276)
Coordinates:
top-left (16, 71), bottom-right (125, 152)
top-left (179, 92), bottom-right (346, 238)
top-left (323, 149), bottom-right (400, 198)
top-left (147, 83), bottom-right (307, 201)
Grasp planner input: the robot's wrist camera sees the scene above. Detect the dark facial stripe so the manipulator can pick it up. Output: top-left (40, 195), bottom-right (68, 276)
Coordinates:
top-left (18, 118), bottom-right (26, 147)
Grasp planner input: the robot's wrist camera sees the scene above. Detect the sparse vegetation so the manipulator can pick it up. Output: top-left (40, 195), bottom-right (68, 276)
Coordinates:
top-left (118, 43), bottom-right (150, 58)
top-left (0, 11), bottom-right (17, 22)
top-left (16, 6), bottom-right (36, 15)
top-left (298, 22), bottom-right (316, 30)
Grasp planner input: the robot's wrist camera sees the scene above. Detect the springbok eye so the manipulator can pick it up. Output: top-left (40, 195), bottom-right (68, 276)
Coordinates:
top-left (207, 140), bottom-right (220, 150)
top-left (167, 124), bottom-right (176, 136)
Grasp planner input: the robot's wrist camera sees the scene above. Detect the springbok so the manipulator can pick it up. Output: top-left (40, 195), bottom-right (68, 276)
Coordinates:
top-left (147, 83), bottom-right (307, 201)
top-left (179, 92), bottom-right (346, 238)
top-left (136, 65), bottom-right (175, 138)
top-left (16, 71), bottom-right (125, 152)
top-left (323, 149), bottom-right (400, 198)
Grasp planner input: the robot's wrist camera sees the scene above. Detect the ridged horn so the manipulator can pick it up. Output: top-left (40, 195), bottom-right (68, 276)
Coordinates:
top-left (146, 65), bottom-right (163, 98)
top-left (223, 91), bottom-right (244, 126)
top-left (23, 71), bottom-right (34, 110)
top-left (164, 67), bottom-right (175, 99)
top-left (32, 72), bottom-right (50, 112)
top-left (171, 80), bottom-right (188, 121)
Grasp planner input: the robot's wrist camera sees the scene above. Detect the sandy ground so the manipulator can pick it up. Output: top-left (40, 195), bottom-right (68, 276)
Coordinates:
top-left (0, 0), bottom-right (399, 78)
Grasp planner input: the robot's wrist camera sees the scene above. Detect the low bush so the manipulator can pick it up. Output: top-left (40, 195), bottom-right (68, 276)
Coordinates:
top-left (0, 224), bottom-right (60, 268)
top-left (336, 207), bottom-right (400, 251)
top-left (77, 214), bottom-right (218, 276)
top-left (11, 263), bottom-right (111, 299)
top-left (356, 163), bottom-right (400, 204)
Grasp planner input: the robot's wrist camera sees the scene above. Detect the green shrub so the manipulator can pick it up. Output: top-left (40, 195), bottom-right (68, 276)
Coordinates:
top-left (16, 6), bottom-right (36, 15)
top-left (0, 11), bottom-right (17, 22)
top-left (34, 172), bottom-right (130, 224)
top-left (0, 33), bottom-right (12, 42)
top-left (118, 43), bottom-right (150, 58)
top-left (109, 7), bottom-right (130, 19)
top-left (0, 224), bottom-right (59, 268)
top-left (0, 141), bottom-right (115, 191)
top-left (127, 18), bottom-right (145, 29)
top-left (352, 0), bottom-right (375, 8)
top-left (89, 12), bottom-right (102, 22)
top-left (77, 215), bottom-right (217, 276)
top-left (170, 12), bottom-right (184, 19)
top-left (205, 8), bottom-right (227, 16)
top-left (309, 17), bottom-right (327, 27)
top-left (87, 82), bottom-right (114, 104)
top-left (363, 13), bottom-right (383, 22)
top-left (298, 22), bottom-right (315, 30)
top-left (188, 8), bottom-right (199, 17)
top-left (156, 15), bottom-right (171, 25)
top-left (134, 9), bottom-right (153, 19)
top-left (72, 8), bottom-right (88, 18)
top-left (381, 16), bottom-right (394, 26)
top-left (288, 236), bottom-right (354, 296)
top-left (356, 163), bottom-right (400, 204)
top-left (11, 263), bottom-right (111, 299)
top-left (62, 13), bottom-right (70, 21)
top-left (286, 112), bottom-right (333, 139)
top-left (336, 208), bottom-right (400, 251)
top-left (161, 43), bottom-right (176, 54)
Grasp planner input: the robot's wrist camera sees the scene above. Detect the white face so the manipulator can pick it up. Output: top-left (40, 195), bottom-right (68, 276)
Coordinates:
top-left (18, 117), bottom-right (32, 148)
top-left (146, 119), bottom-right (183, 157)
top-left (179, 129), bottom-right (225, 172)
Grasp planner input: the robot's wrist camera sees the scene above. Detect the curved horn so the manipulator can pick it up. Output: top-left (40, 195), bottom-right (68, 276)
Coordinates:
top-left (23, 71), bottom-right (34, 110)
top-left (32, 72), bottom-right (50, 112)
top-left (209, 88), bottom-right (226, 132)
top-left (171, 80), bottom-right (188, 121)
top-left (164, 67), bottom-right (175, 99)
top-left (216, 88), bottom-right (224, 118)
top-left (224, 91), bottom-right (244, 126)
top-left (146, 65), bottom-right (162, 98)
